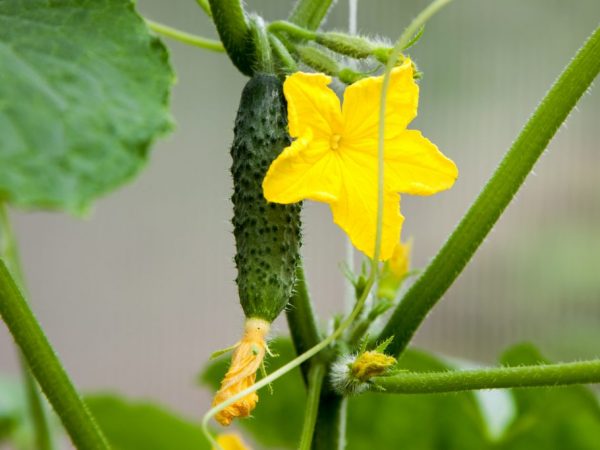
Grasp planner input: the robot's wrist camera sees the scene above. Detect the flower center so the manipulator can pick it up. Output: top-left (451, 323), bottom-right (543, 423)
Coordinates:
top-left (330, 134), bottom-right (342, 151)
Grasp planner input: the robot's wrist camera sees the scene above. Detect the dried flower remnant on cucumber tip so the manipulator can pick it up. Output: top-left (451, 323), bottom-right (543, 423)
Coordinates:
top-left (212, 318), bottom-right (270, 426)
top-left (263, 59), bottom-right (458, 260)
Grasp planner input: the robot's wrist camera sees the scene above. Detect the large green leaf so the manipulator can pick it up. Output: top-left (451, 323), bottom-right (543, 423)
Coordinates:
top-left (200, 338), bottom-right (491, 449)
top-left (85, 394), bottom-right (210, 450)
top-left (0, 0), bottom-right (173, 214)
top-left (495, 343), bottom-right (600, 450)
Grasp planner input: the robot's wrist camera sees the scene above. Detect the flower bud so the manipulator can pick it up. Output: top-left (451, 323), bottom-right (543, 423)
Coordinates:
top-left (316, 32), bottom-right (375, 59)
top-left (214, 433), bottom-right (251, 450)
top-left (331, 350), bottom-right (397, 395)
top-left (377, 240), bottom-right (411, 301)
top-left (296, 45), bottom-right (340, 76)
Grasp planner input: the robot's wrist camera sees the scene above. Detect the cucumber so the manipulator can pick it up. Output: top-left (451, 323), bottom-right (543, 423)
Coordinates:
top-left (230, 74), bottom-right (302, 323)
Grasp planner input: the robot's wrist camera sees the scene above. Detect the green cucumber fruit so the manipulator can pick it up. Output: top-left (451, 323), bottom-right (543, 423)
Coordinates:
top-left (230, 74), bottom-right (302, 323)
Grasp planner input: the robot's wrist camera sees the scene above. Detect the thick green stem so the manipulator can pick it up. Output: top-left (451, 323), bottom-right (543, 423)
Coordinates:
top-left (0, 260), bottom-right (110, 449)
top-left (298, 363), bottom-right (326, 450)
top-left (312, 393), bottom-right (347, 450)
top-left (378, 24), bottom-right (600, 356)
top-left (286, 265), bottom-right (324, 381)
top-left (145, 20), bottom-right (224, 52)
top-left (372, 359), bottom-right (600, 394)
top-left (208, 0), bottom-right (254, 75)
top-left (248, 15), bottom-right (273, 73)
top-left (289, 0), bottom-right (335, 31)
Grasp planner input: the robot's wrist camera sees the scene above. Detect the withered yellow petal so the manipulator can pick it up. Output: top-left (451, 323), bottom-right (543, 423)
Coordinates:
top-left (263, 130), bottom-right (342, 204)
top-left (385, 130), bottom-right (458, 195)
top-left (284, 72), bottom-right (342, 139)
top-left (330, 153), bottom-right (404, 260)
top-left (342, 60), bottom-right (417, 143)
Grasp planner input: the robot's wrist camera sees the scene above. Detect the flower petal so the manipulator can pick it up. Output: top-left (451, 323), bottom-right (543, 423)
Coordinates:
top-left (330, 154), bottom-right (404, 260)
top-left (284, 72), bottom-right (342, 139)
top-left (385, 130), bottom-right (458, 195)
top-left (342, 59), bottom-right (418, 143)
top-left (263, 130), bottom-right (342, 204)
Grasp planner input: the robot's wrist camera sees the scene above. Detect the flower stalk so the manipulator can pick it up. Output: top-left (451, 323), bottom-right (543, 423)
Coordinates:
top-left (372, 359), bottom-right (600, 394)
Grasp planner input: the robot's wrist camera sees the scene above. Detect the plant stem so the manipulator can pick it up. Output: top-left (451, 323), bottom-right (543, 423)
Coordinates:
top-left (268, 21), bottom-right (317, 41)
top-left (268, 34), bottom-right (298, 73)
top-left (289, 0), bottom-right (335, 31)
top-left (144, 20), bottom-right (224, 52)
top-left (0, 260), bottom-right (110, 449)
top-left (378, 24), bottom-right (600, 356)
top-left (372, 359), bottom-right (600, 394)
top-left (1, 205), bottom-right (54, 450)
top-left (376, 0), bottom-right (453, 264)
top-left (195, 0), bottom-right (212, 18)
top-left (298, 363), bottom-right (326, 450)
top-left (248, 15), bottom-right (273, 73)
top-left (208, 0), bottom-right (254, 75)
top-left (286, 265), bottom-right (323, 381)
top-left (312, 393), bottom-right (347, 450)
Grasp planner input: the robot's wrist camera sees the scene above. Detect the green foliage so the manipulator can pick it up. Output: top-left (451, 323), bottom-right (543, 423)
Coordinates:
top-left (85, 394), bottom-right (210, 450)
top-left (0, 0), bottom-right (174, 215)
top-left (201, 338), bottom-right (306, 448)
top-left (494, 344), bottom-right (600, 450)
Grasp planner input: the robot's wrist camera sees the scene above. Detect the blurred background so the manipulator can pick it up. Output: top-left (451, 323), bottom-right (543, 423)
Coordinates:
top-left (1, 0), bottom-right (599, 437)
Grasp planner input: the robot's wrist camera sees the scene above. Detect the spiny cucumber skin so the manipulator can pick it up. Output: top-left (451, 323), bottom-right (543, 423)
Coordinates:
top-left (231, 74), bottom-right (302, 323)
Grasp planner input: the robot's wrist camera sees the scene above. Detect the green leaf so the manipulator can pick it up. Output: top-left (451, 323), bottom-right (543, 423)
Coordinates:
top-left (347, 349), bottom-right (491, 450)
top-left (200, 337), bottom-right (306, 449)
top-left (495, 343), bottom-right (600, 450)
top-left (200, 338), bottom-right (491, 449)
top-left (85, 394), bottom-right (210, 450)
top-left (0, 0), bottom-right (174, 215)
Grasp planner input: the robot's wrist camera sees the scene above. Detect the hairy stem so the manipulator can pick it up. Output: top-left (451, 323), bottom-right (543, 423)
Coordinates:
top-left (0, 261), bottom-right (109, 449)
top-left (289, 0), bottom-right (335, 31)
top-left (298, 363), bottom-right (326, 450)
top-left (268, 21), bottom-right (317, 41)
top-left (208, 0), bottom-right (254, 75)
top-left (372, 359), bottom-right (600, 394)
top-left (378, 24), bottom-right (600, 356)
top-left (145, 20), bottom-right (224, 52)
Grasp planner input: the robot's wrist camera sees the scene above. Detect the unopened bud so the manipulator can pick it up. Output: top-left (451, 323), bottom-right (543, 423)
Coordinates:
top-left (296, 45), bottom-right (340, 76)
top-left (316, 32), bottom-right (375, 59)
top-left (377, 240), bottom-right (411, 301)
top-left (331, 350), bottom-right (397, 395)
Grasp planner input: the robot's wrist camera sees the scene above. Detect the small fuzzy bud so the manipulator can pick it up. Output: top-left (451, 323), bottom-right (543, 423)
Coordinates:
top-left (316, 32), bottom-right (375, 59)
top-left (296, 45), bottom-right (340, 76)
top-left (331, 350), bottom-right (397, 395)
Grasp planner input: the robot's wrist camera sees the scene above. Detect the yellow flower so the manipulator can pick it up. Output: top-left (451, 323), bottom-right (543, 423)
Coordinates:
top-left (212, 318), bottom-right (269, 426)
top-left (262, 59), bottom-right (458, 260)
top-left (214, 433), bottom-right (251, 450)
top-left (350, 350), bottom-right (397, 382)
